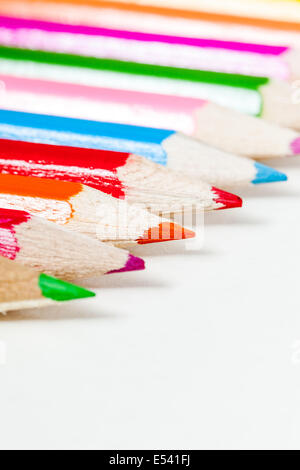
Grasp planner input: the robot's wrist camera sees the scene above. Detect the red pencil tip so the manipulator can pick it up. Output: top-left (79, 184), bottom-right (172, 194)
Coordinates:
top-left (108, 254), bottom-right (145, 274)
top-left (212, 187), bottom-right (243, 210)
top-left (137, 222), bottom-right (195, 244)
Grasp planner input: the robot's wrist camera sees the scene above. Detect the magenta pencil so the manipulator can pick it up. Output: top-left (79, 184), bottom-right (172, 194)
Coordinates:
top-left (0, 14), bottom-right (298, 81)
top-left (0, 207), bottom-right (145, 279)
top-left (0, 0), bottom-right (299, 50)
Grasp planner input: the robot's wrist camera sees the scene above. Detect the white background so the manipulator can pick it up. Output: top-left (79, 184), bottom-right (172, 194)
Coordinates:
top-left (0, 156), bottom-right (300, 450)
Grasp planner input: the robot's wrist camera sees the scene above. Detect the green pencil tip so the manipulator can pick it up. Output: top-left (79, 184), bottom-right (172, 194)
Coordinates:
top-left (38, 274), bottom-right (96, 302)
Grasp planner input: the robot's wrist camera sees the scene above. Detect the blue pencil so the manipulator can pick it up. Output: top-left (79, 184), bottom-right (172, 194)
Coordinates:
top-left (0, 108), bottom-right (287, 187)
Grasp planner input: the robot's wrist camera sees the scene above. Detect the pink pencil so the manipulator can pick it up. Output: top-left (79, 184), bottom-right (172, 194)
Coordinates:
top-left (0, 73), bottom-right (298, 162)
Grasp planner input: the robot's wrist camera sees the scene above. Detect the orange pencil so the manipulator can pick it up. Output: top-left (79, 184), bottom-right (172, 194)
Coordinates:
top-left (0, 174), bottom-right (195, 245)
top-left (0, 0), bottom-right (299, 29)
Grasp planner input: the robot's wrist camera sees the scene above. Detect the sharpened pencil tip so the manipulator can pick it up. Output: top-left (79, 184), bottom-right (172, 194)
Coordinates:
top-left (137, 222), bottom-right (195, 244)
top-left (212, 187), bottom-right (243, 210)
top-left (291, 137), bottom-right (300, 155)
top-left (108, 254), bottom-right (145, 274)
top-left (38, 274), bottom-right (96, 301)
top-left (252, 162), bottom-right (287, 184)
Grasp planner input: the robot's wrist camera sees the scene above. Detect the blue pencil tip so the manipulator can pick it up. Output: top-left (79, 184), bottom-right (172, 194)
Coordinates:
top-left (252, 162), bottom-right (288, 184)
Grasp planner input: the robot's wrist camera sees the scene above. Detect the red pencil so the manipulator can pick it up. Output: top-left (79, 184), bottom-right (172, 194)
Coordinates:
top-left (0, 139), bottom-right (242, 212)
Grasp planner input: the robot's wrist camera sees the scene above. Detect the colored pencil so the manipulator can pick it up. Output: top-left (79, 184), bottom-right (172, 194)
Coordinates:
top-left (0, 74), bottom-right (297, 162)
top-left (1, 0), bottom-right (299, 24)
top-left (0, 255), bottom-right (96, 313)
top-left (0, 137), bottom-right (241, 212)
top-left (0, 46), bottom-right (297, 130)
top-left (0, 1), bottom-right (299, 49)
top-left (0, 108), bottom-right (286, 190)
top-left (0, 208), bottom-right (145, 280)
top-left (0, 15), bottom-right (298, 82)
top-left (0, 121), bottom-right (288, 190)
top-left (0, 174), bottom-right (197, 245)
top-left (80, 0), bottom-right (300, 23)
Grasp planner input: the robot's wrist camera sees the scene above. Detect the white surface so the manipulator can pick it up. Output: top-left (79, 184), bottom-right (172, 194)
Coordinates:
top-left (0, 157), bottom-right (300, 450)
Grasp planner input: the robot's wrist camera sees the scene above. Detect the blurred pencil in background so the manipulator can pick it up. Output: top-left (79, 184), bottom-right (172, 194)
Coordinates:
top-left (0, 15), bottom-right (298, 82)
top-left (0, 0), bottom-right (299, 49)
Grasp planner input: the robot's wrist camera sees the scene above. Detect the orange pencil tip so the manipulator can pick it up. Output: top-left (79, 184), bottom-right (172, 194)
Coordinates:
top-left (137, 222), bottom-right (195, 244)
top-left (212, 187), bottom-right (243, 210)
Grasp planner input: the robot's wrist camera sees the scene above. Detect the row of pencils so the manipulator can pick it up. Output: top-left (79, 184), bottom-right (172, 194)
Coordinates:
top-left (0, 0), bottom-right (299, 313)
